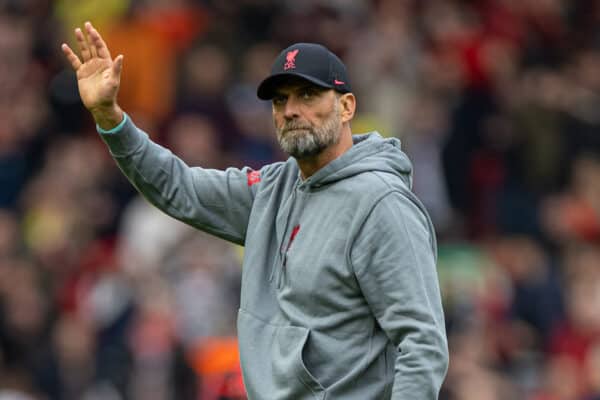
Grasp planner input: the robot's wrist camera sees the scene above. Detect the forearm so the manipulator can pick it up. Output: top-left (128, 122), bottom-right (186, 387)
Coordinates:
top-left (98, 115), bottom-right (255, 244)
top-left (390, 330), bottom-right (449, 399)
top-left (352, 191), bottom-right (449, 399)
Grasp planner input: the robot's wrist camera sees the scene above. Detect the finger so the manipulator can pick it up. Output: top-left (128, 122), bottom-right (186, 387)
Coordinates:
top-left (87, 23), bottom-right (111, 60)
top-left (112, 54), bottom-right (124, 77)
top-left (75, 28), bottom-right (91, 61)
top-left (61, 43), bottom-right (82, 71)
top-left (84, 23), bottom-right (98, 59)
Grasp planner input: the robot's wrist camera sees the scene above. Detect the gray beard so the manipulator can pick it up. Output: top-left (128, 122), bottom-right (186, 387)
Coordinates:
top-left (276, 106), bottom-right (342, 159)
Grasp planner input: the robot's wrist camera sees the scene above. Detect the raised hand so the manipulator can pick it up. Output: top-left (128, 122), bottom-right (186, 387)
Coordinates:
top-left (61, 21), bottom-right (124, 129)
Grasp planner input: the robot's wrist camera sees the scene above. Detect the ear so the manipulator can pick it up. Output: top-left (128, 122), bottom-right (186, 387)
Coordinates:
top-left (339, 93), bottom-right (356, 123)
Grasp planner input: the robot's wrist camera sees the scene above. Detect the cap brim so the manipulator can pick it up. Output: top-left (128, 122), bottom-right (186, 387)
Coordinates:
top-left (256, 72), bottom-right (333, 100)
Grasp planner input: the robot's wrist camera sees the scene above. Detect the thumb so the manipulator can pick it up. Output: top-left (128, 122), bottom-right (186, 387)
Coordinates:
top-left (112, 55), bottom-right (124, 77)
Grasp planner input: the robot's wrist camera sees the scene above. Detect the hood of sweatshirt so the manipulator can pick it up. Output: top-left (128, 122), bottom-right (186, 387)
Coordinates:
top-left (300, 132), bottom-right (414, 189)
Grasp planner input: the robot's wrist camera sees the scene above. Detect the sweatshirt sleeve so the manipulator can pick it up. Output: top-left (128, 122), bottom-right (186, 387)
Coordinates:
top-left (351, 191), bottom-right (449, 399)
top-left (98, 115), bottom-right (257, 245)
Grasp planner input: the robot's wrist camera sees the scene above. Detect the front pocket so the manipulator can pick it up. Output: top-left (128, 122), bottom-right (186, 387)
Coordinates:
top-left (275, 325), bottom-right (325, 396)
top-left (237, 309), bottom-right (325, 400)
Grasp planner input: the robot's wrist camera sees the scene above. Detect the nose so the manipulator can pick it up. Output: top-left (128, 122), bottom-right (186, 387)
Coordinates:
top-left (283, 96), bottom-right (300, 119)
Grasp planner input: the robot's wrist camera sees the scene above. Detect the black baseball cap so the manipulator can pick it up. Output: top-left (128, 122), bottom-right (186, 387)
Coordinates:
top-left (257, 43), bottom-right (352, 100)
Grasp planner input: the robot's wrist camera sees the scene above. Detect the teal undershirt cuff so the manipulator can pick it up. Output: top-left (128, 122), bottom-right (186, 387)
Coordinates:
top-left (96, 113), bottom-right (128, 134)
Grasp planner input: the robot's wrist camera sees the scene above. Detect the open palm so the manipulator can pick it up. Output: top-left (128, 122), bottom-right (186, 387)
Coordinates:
top-left (61, 22), bottom-right (123, 113)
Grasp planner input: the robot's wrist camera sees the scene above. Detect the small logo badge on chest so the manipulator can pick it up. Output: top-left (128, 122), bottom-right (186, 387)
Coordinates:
top-left (246, 170), bottom-right (261, 186)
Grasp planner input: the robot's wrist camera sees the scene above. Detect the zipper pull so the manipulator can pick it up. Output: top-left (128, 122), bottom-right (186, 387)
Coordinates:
top-left (284, 225), bottom-right (301, 265)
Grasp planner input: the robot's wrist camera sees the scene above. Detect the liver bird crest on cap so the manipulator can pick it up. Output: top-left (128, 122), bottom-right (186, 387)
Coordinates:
top-left (284, 49), bottom-right (299, 70)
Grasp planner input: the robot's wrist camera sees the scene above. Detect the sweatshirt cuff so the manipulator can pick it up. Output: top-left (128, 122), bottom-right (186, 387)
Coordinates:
top-left (98, 113), bottom-right (147, 157)
top-left (96, 113), bottom-right (128, 134)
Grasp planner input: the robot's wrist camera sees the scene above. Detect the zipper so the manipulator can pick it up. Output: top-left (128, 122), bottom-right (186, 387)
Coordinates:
top-left (269, 184), bottom-right (299, 286)
top-left (283, 225), bottom-right (301, 268)
top-left (279, 224), bottom-right (301, 288)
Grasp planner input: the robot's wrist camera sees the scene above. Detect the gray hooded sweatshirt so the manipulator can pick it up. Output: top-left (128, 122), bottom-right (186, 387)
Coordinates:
top-left (99, 116), bottom-right (449, 399)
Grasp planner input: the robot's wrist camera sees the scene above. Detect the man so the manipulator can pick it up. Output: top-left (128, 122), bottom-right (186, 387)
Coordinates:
top-left (62, 22), bottom-right (449, 399)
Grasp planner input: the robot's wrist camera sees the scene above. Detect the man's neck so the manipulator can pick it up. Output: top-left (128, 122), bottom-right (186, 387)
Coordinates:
top-left (297, 131), bottom-right (353, 179)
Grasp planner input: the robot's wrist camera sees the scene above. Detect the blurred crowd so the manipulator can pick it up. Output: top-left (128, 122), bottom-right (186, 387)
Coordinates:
top-left (1, 0), bottom-right (600, 399)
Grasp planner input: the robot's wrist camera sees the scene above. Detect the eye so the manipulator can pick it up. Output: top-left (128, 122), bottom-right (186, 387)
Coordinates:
top-left (272, 95), bottom-right (286, 106)
top-left (300, 88), bottom-right (315, 100)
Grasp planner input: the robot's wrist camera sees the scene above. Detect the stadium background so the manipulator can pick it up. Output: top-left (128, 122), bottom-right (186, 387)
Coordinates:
top-left (1, 0), bottom-right (600, 399)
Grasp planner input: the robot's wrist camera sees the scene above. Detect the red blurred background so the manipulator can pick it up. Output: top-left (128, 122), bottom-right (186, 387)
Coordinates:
top-left (1, 1), bottom-right (600, 399)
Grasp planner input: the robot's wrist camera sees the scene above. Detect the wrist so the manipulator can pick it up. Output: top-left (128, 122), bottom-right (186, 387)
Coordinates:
top-left (92, 105), bottom-right (124, 130)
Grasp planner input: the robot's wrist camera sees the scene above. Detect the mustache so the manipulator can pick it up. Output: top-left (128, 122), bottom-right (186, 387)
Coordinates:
top-left (280, 122), bottom-right (313, 134)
